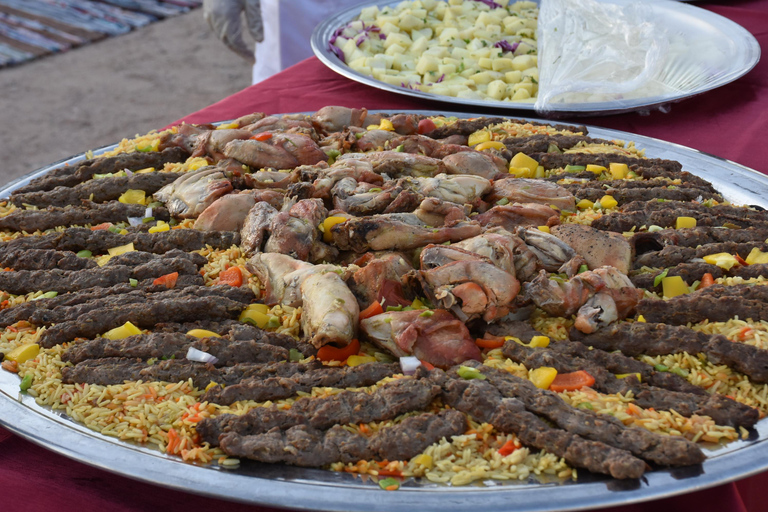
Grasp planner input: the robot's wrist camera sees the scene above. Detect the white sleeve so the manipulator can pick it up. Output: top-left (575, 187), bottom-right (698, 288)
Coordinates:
top-left (252, 0), bottom-right (282, 84)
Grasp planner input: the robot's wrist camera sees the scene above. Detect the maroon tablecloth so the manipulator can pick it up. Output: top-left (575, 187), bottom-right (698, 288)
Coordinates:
top-left (2, 1), bottom-right (767, 511)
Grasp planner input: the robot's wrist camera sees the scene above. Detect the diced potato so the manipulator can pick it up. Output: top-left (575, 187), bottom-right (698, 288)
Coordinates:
top-left (511, 54), bottom-right (535, 71)
top-left (478, 57), bottom-right (493, 69)
top-left (511, 88), bottom-right (531, 100)
top-left (487, 79), bottom-right (508, 100)
top-left (469, 71), bottom-right (494, 85)
top-left (492, 58), bottom-right (514, 72)
top-left (416, 54), bottom-right (440, 74)
top-left (505, 70), bottom-right (523, 83)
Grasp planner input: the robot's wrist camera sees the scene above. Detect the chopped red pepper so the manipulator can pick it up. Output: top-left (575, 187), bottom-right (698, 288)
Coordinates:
top-left (91, 222), bottom-right (113, 231)
top-left (475, 336), bottom-right (505, 349)
top-left (417, 118), bottom-right (437, 135)
top-left (153, 272), bottom-right (179, 288)
top-left (735, 254), bottom-right (748, 266)
top-left (498, 439), bottom-right (521, 456)
top-left (699, 273), bottom-right (715, 289)
top-left (419, 360), bottom-right (435, 371)
top-left (317, 339), bottom-right (360, 362)
top-left (359, 300), bottom-right (384, 320)
top-left (252, 132), bottom-right (272, 141)
top-left (549, 370), bottom-right (595, 392)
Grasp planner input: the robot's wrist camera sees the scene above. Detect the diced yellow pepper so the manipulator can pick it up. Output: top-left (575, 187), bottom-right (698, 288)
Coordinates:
top-left (510, 152), bottom-right (539, 173)
top-left (95, 255), bottom-right (112, 267)
top-left (186, 157), bottom-right (210, 171)
top-left (529, 335), bottom-right (550, 348)
top-left (134, 167), bottom-right (155, 174)
top-left (148, 221), bottom-right (170, 234)
top-left (118, 189), bottom-right (146, 205)
top-left (609, 163), bottom-right (629, 180)
top-left (413, 453), bottom-right (433, 469)
top-left (746, 248), bottom-right (768, 265)
top-left (379, 118), bottom-right (395, 131)
top-left (576, 199), bottom-right (594, 210)
top-left (661, 276), bottom-right (689, 298)
top-left (244, 303), bottom-right (270, 315)
top-left (322, 216), bottom-right (347, 243)
top-left (530, 367), bottom-right (558, 389)
top-left (103, 321), bottom-right (142, 340)
top-left (410, 298), bottom-right (425, 310)
top-left (702, 252), bottom-right (739, 271)
top-left (600, 195), bottom-right (618, 210)
top-left (216, 122), bottom-right (239, 130)
top-left (346, 354), bottom-right (377, 367)
top-left (107, 242), bottom-right (135, 257)
top-left (239, 308), bottom-right (270, 328)
top-left (586, 164), bottom-right (607, 174)
top-left (136, 139), bottom-right (160, 152)
top-left (186, 329), bottom-right (221, 338)
top-left (204, 381), bottom-right (220, 391)
top-left (616, 372), bottom-right (642, 382)
top-left (534, 165), bottom-right (545, 178)
top-left (637, 315), bottom-right (646, 323)
top-left (537, 225), bottom-right (550, 233)
top-left (468, 130), bottom-right (491, 146)
top-left (509, 166), bottom-right (534, 178)
top-left (5, 343), bottom-right (39, 364)
top-left (474, 141), bottom-right (506, 151)
top-left (676, 216), bottom-right (697, 229)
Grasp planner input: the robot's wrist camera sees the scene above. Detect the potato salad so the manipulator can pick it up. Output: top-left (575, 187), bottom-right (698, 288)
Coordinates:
top-left (329, 0), bottom-right (539, 102)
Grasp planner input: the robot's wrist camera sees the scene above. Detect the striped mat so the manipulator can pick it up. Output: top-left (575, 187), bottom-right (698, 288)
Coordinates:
top-left (0, 0), bottom-right (201, 67)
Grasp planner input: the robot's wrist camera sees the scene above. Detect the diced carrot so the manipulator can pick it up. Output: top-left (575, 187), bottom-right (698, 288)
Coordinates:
top-left (627, 403), bottom-right (642, 416)
top-left (316, 339), bottom-right (360, 362)
top-left (153, 272), bottom-right (179, 288)
top-left (359, 423), bottom-right (370, 434)
top-left (476, 336), bottom-right (505, 349)
top-left (359, 300), bottom-right (384, 320)
top-left (1, 360), bottom-right (18, 373)
top-left (167, 428), bottom-right (180, 453)
top-left (699, 273), bottom-right (715, 289)
top-left (91, 222), bottom-right (113, 231)
top-left (549, 370), bottom-right (596, 392)
top-left (739, 326), bottom-right (754, 341)
top-left (498, 438), bottom-right (521, 456)
top-left (252, 132), bottom-right (272, 141)
top-left (218, 266), bottom-right (243, 287)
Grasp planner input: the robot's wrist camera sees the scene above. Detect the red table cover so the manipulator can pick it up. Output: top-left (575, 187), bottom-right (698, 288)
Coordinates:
top-left (1, 0), bottom-right (766, 510)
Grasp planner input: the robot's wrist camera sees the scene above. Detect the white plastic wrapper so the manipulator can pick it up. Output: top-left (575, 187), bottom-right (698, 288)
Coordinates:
top-left (535, 0), bottom-right (735, 114)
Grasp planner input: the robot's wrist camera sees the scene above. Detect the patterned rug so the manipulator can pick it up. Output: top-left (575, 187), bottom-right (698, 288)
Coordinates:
top-left (0, 0), bottom-right (201, 67)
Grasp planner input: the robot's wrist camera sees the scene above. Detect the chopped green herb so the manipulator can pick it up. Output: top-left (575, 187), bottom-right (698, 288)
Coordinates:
top-left (564, 165), bottom-right (586, 173)
top-left (378, 477), bottom-right (400, 491)
top-left (108, 226), bottom-right (122, 234)
top-left (266, 315), bottom-right (281, 329)
top-left (386, 305), bottom-right (403, 312)
top-left (496, 197), bottom-right (510, 206)
top-left (395, 144), bottom-right (405, 152)
top-left (142, 217), bottom-right (155, 223)
top-left (578, 264), bottom-right (588, 274)
top-left (576, 402), bottom-right (593, 410)
top-left (129, 278), bottom-right (138, 287)
top-left (369, 188), bottom-right (383, 193)
top-left (419, 310), bottom-right (434, 318)
top-left (76, 250), bottom-right (92, 258)
top-left (671, 367), bottom-right (689, 378)
top-left (654, 364), bottom-right (669, 372)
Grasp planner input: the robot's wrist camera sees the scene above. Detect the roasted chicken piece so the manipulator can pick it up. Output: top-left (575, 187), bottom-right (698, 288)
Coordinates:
top-left (475, 203), bottom-right (560, 231)
top-left (350, 252), bottom-right (414, 308)
top-left (415, 252), bottom-right (521, 322)
top-left (311, 161), bottom-right (384, 200)
top-left (442, 151), bottom-right (507, 180)
top-left (265, 198), bottom-right (337, 262)
top-left (243, 169), bottom-right (296, 189)
top-left (360, 309), bottom-right (481, 369)
top-left (311, 106), bottom-right (369, 134)
top-left (154, 166), bottom-right (233, 219)
top-left (337, 151), bottom-right (445, 178)
top-left (240, 201), bottom-right (278, 256)
top-left (551, 224), bottom-right (632, 274)
top-left (192, 129), bottom-right (252, 161)
top-left (243, 115), bottom-right (317, 138)
top-left (412, 174), bottom-right (491, 206)
top-left (194, 192), bottom-right (256, 231)
top-left (158, 122), bottom-right (212, 154)
top-left (352, 129), bottom-right (400, 152)
top-left (388, 134), bottom-right (472, 160)
top-left (301, 271), bottom-right (359, 348)
top-left (525, 267), bottom-right (643, 333)
top-left (516, 227), bottom-right (581, 273)
top-left (223, 133), bottom-right (327, 170)
top-left (452, 227), bottom-right (539, 281)
top-left (330, 198), bottom-right (482, 252)
top-left (247, 253), bottom-right (349, 307)
top-left (487, 178), bottom-right (576, 211)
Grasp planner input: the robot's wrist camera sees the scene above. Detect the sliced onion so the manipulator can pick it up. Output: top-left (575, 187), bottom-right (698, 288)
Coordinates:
top-left (186, 347), bottom-right (219, 364)
top-left (127, 217), bottom-right (143, 226)
top-left (145, 207), bottom-right (153, 218)
top-left (400, 356), bottom-right (422, 376)
top-left (124, 169), bottom-right (134, 177)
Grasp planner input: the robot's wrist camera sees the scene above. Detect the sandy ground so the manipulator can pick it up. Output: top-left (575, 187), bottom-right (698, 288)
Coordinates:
top-left (0, 9), bottom-right (252, 188)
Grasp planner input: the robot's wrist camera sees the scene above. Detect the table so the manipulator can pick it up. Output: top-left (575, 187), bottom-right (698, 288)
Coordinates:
top-left (1, 0), bottom-right (766, 510)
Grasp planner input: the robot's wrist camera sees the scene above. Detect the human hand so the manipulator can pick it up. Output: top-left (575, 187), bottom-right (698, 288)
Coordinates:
top-left (203, 0), bottom-right (264, 63)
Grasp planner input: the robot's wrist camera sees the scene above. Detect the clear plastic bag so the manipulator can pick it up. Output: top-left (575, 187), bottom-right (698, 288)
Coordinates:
top-left (534, 0), bottom-right (736, 115)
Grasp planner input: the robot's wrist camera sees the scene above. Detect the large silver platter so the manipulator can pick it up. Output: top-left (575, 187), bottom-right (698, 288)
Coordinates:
top-left (311, 0), bottom-right (760, 116)
top-left (2, 113), bottom-right (768, 511)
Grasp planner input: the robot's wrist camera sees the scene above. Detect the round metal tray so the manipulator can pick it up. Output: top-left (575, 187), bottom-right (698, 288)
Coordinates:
top-left (311, 0), bottom-right (760, 116)
top-left (2, 113), bottom-right (768, 511)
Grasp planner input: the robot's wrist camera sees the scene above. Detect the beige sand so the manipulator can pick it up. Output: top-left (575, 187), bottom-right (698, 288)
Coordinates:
top-left (0, 10), bottom-right (251, 187)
